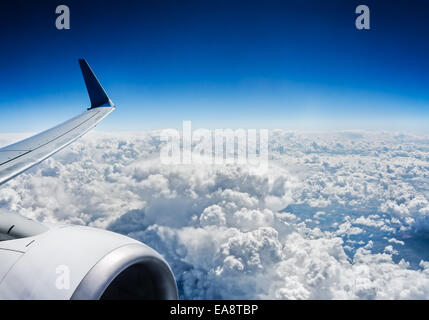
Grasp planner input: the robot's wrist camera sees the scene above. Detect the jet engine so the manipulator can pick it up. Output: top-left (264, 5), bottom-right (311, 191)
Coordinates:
top-left (0, 211), bottom-right (178, 300)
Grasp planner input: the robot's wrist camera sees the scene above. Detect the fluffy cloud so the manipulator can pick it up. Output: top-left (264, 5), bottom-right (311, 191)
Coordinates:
top-left (1, 130), bottom-right (429, 299)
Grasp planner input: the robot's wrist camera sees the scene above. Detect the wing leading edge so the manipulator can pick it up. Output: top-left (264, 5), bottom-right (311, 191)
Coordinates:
top-left (0, 59), bottom-right (115, 186)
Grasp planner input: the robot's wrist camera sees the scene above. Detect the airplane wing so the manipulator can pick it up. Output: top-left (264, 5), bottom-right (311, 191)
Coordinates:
top-left (0, 60), bottom-right (178, 300)
top-left (0, 59), bottom-right (115, 186)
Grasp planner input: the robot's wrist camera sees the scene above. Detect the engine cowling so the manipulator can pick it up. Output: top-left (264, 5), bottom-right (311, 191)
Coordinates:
top-left (0, 213), bottom-right (177, 300)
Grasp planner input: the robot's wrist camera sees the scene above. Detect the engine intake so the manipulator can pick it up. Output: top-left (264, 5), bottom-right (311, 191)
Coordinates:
top-left (72, 243), bottom-right (177, 300)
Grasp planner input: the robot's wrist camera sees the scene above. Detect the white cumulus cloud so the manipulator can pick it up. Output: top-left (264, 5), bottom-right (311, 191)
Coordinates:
top-left (1, 130), bottom-right (429, 299)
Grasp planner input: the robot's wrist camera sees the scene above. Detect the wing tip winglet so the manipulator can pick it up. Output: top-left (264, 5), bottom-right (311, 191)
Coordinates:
top-left (78, 59), bottom-right (114, 109)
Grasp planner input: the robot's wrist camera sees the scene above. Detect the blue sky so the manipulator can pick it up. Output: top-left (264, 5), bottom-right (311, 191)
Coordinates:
top-left (0, 0), bottom-right (429, 132)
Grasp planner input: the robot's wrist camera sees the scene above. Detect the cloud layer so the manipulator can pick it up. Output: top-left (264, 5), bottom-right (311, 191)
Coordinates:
top-left (2, 130), bottom-right (429, 299)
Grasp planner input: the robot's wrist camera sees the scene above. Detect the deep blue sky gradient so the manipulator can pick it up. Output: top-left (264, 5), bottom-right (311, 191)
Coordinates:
top-left (1, 0), bottom-right (429, 132)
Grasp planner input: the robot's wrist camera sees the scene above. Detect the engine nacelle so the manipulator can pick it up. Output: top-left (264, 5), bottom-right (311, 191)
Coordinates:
top-left (0, 213), bottom-right (177, 300)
